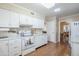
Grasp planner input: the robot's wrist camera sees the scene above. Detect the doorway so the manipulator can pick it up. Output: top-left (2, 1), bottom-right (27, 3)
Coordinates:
top-left (60, 21), bottom-right (69, 44)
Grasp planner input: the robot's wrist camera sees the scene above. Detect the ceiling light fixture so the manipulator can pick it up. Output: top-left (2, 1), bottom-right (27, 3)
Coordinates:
top-left (54, 8), bottom-right (61, 12)
top-left (41, 3), bottom-right (55, 9)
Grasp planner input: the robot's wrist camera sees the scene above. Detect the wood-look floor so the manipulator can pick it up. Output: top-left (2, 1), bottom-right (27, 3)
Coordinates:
top-left (25, 42), bottom-right (70, 56)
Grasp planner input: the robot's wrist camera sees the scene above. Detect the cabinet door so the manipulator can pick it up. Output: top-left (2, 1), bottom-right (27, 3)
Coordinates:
top-left (19, 14), bottom-right (26, 25)
top-left (26, 16), bottom-right (32, 25)
top-left (32, 18), bottom-right (39, 28)
top-left (0, 40), bottom-right (8, 56)
top-left (9, 39), bottom-right (21, 56)
top-left (38, 19), bottom-right (44, 28)
top-left (9, 12), bottom-right (19, 27)
top-left (20, 14), bottom-right (32, 25)
top-left (0, 9), bottom-right (10, 27)
top-left (32, 18), bottom-right (44, 28)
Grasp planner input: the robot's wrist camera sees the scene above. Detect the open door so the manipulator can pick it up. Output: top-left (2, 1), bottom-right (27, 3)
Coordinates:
top-left (60, 21), bottom-right (69, 44)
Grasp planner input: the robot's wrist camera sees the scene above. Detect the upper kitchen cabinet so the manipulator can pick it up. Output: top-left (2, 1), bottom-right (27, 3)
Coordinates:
top-left (9, 12), bottom-right (20, 28)
top-left (38, 19), bottom-right (44, 28)
top-left (19, 14), bottom-right (26, 25)
top-left (19, 14), bottom-right (32, 26)
top-left (32, 18), bottom-right (44, 28)
top-left (0, 9), bottom-right (20, 28)
top-left (19, 14), bottom-right (44, 28)
top-left (0, 9), bottom-right (10, 27)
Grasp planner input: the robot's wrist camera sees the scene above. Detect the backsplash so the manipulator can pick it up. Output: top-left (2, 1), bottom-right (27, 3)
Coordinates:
top-left (32, 29), bottom-right (42, 35)
top-left (0, 28), bottom-right (43, 37)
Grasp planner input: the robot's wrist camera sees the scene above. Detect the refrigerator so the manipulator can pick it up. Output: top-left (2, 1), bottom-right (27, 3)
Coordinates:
top-left (70, 21), bottom-right (79, 56)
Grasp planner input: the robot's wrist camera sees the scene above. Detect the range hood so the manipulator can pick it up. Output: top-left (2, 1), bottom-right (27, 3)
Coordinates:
top-left (19, 24), bottom-right (32, 27)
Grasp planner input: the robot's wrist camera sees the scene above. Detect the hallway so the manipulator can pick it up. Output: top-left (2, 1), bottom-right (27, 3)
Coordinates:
top-left (26, 42), bottom-right (70, 56)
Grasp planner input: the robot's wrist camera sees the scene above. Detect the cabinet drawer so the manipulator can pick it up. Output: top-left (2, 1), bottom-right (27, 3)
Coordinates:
top-left (9, 50), bottom-right (21, 56)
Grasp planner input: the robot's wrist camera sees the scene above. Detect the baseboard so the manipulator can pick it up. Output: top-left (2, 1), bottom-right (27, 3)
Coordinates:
top-left (48, 41), bottom-right (60, 44)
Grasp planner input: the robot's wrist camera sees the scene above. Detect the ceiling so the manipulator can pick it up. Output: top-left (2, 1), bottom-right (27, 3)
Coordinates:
top-left (15, 3), bottom-right (79, 17)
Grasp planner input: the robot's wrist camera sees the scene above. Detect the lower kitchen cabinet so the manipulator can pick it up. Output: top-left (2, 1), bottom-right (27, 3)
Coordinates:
top-left (9, 38), bottom-right (21, 56)
top-left (0, 35), bottom-right (48, 56)
top-left (0, 38), bottom-right (22, 56)
top-left (22, 47), bottom-right (35, 56)
top-left (34, 35), bottom-right (48, 48)
top-left (0, 39), bottom-right (9, 56)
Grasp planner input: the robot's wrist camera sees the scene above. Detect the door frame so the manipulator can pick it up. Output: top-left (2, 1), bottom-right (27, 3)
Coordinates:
top-left (58, 20), bottom-right (70, 43)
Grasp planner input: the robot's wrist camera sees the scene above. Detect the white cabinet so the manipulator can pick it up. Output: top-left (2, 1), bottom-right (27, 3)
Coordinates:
top-left (26, 16), bottom-right (33, 25)
top-left (19, 14), bottom-right (32, 25)
top-left (0, 9), bottom-right (20, 28)
top-left (0, 38), bottom-right (21, 56)
top-left (32, 18), bottom-right (44, 28)
top-left (0, 9), bottom-right (44, 28)
top-left (34, 35), bottom-right (48, 48)
top-left (20, 15), bottom-right (44, 28)
top-left (9, 39), bottom-right (21, 56)
top-left (42, 34), bottom-right (48, 43)
top-left (0, 9), bottom-right (10, 27)
top-left (9, 12), bottom-right (20, 28)
top-left (32, 18), bottom-right (38, 28)
top-left (38, 19), bottom-right (44, 28)
top-left (19, 14), bottom-right (26, 25)
top-left (0, 39), bottom-right (9, 56)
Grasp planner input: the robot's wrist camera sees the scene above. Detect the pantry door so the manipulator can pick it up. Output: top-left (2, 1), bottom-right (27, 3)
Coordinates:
top-left (47, 20), bottom-right (56, 43)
